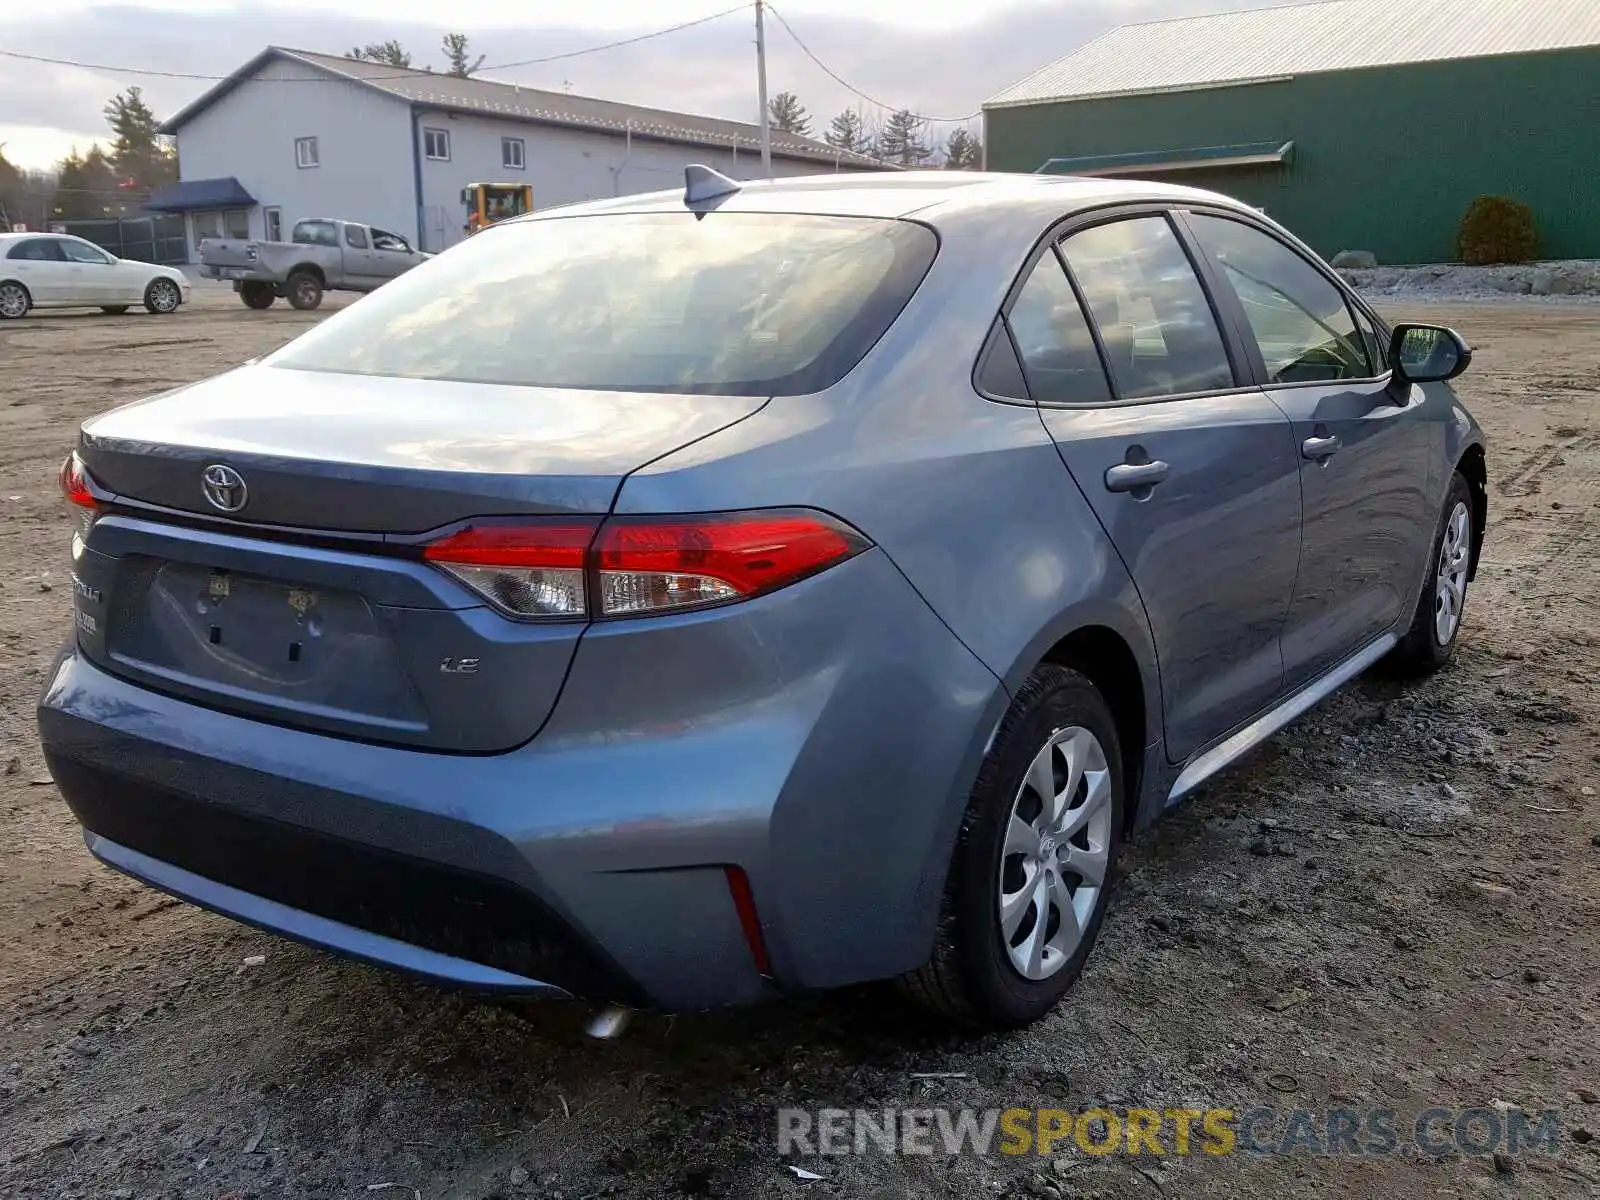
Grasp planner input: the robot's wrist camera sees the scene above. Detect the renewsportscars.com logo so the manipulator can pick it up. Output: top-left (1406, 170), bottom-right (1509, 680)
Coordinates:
top-left (777, 1106), bottom-right (1567, 1159)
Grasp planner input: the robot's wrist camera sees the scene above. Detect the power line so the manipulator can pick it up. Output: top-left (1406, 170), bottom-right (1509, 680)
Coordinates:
top-left (482, 5), bottom-right (749, 70)
top-left (0, 7), bottom-right (753, 84)
top-left (763, 2), bottom-right (980, 125)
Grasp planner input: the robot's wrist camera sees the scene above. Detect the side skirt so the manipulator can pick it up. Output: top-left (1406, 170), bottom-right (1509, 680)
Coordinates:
top-left (1165, 633), bottom-right (1398, 805)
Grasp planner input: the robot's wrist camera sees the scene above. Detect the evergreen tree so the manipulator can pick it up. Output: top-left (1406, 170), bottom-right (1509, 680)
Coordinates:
top-left (350, 41), bottom-right (413, 67)
top-left (442, 33), bottom-right (485, 78)
top-left (768, 91), bottom-right (811, 136)
top-left (102, 87), bottom-right (177, 193)
top-left (824, 109), bottom-right (867, 154)
top-left (875, 109), bottom-right (931, 167)
top-left (943, 126), bottom-right (983, 170)
top-left (54, 146), bottom-right (118, 220)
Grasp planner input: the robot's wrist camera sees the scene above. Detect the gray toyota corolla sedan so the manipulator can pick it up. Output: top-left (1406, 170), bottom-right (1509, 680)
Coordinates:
top-left (38, 169), bottom-right (1486, 1029)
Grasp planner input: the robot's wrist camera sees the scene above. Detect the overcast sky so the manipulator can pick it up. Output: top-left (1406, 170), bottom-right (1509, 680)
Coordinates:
top-left (1, 0), bottom-right (1271, 170)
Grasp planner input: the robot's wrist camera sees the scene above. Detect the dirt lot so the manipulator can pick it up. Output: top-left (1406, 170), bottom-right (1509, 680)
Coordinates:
top-left (1, 287), bottom-right (1597, 1200)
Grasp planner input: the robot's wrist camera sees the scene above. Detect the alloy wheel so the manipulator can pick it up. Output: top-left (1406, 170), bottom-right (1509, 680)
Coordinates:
top-left (998, 725), bottom-right (1113, 981)
top-left (1434, 501), bottom-right (1471, 645)
top-left (149, 280), bottom-right (180, 313)
top-left (0, 283), bottom-right (27, 318)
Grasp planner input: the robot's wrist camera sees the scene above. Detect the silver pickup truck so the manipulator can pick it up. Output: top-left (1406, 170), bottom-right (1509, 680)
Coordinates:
top-left (198, 217), bottom-right (429, 311)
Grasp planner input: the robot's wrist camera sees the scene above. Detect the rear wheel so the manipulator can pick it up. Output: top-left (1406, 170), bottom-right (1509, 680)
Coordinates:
top-left (903, 665), bottom-right (1123, 1029)
top-left (0, 281), bottom-right (30, 320)
top-left (144, 278), bottom-right (181, 314)
top-left (100, 305), bottom-right (130, 315)
top-left (1390, 472), bottom-right (1474, 675)
top-left (240, 282), bottom-right (276, 310)
top-left (286, 272), bottom-right (323, 311)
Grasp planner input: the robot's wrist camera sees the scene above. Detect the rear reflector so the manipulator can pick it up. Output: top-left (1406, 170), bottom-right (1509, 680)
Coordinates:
top-left (724, 866), bottom-right (773, 977)
top-left (423, 520), bottom-right (598, 619)
top-left (419, 509), bottom-right (869, 621)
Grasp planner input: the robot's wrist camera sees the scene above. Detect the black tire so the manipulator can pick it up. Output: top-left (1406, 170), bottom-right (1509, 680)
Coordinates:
top-left (286, 272), bottom-right (323, 311)
top-left (1389, 471), bottom-right (1475, 676)
top-left (0, 281), bottom-right (30, 320)
top-left (240, 282), bottom-right (276, 310)
top-left (143, 278), bottom-right (182, 315)
top-left (99, 305), bottom-right (130, 315)
top-left (903, 665), bottom-right (1125, 1029)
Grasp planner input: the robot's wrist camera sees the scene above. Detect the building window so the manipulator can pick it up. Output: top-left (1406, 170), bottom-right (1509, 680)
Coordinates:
top-left (295, 137), bottom-right (319, 169)
top-left (424, 128), bottom-right (450, 161)
top-left (502, 137), bottom-right (525, 170)
top-left (264, 207), bottom-right (282, 242)
top-left (192, 209), bottom-right (251, 250)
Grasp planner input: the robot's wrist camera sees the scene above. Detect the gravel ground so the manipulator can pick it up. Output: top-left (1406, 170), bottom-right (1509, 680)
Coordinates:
top-left (1, 287), bottom-right (1597, 1200)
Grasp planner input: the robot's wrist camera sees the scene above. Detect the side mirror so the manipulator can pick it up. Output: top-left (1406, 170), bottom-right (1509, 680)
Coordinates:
top-left (1390, 323), bottom-right (1472, 384)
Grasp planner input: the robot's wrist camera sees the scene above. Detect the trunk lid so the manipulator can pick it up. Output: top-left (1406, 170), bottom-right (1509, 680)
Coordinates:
top-left (73, 365), bottom-right (768, 752)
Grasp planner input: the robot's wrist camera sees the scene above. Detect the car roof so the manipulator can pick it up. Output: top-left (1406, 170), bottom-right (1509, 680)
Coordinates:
top-left (521, 170), bottom-right (1257, 225)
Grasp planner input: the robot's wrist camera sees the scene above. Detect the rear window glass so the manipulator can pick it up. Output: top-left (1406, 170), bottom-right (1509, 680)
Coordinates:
top-left (269, 212), bottom-right (937, 396)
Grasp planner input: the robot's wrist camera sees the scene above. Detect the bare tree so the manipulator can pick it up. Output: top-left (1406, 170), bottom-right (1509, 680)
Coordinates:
top-left (349, 40), bottom-right (413, 67)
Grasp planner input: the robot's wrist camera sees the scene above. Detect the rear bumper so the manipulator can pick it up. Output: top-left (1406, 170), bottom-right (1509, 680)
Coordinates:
top-left (38, 549), bottom-right (1005, 1010)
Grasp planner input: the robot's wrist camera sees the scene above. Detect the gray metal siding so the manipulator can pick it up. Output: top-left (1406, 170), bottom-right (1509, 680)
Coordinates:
top-left (416, 111), bottom-right (853, 253)
top-left (173, 58), bottom-right (415, 260)
top-left (986, 47), bottom-right (1600, 264)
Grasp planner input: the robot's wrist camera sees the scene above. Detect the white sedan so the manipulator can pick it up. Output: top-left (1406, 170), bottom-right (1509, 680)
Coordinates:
top-left (0, 232), bottom-right (191, 319)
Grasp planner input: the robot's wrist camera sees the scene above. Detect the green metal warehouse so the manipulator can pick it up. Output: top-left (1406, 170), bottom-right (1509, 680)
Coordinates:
top-left (983, 0), bottom-right (1600, 265)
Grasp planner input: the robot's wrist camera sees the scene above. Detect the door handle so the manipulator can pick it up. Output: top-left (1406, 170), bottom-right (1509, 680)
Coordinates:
top-left (1301, 434), bottom-right (1341, 461)
top-left (1104, 460), bottom-right (1170, 493)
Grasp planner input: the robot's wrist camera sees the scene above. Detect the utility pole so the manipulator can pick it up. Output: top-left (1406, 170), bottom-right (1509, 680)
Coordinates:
top-left (755, 0), bottom-right (772, 177)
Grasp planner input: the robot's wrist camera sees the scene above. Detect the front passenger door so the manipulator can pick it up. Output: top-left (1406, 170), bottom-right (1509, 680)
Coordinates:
top-left (1184, 213), bottom-right (1433, 689)
top-left (369, 229), bottom-right (416, 281)
top-left (1018, 213), bottom-right (1303, 764)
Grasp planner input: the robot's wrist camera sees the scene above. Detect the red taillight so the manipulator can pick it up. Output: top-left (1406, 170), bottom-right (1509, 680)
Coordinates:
top-left (593, 510), bottom-right (869, 617)
top-left (59, 453), bottom-right (97, 509)
top-left (60, 452), bottom-right (101, 553)
top-left (419, 509), bottom-right (869, 621)
top-left (422, 519), bottom-right (598, 619)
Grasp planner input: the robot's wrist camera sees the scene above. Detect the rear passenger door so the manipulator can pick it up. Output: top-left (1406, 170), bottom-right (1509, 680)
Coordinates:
top-left (1007, 211), bottom-right (1303, 764)
top-left (7, 237), bottom-right (70, 303)
top-left (1182, 212), bottom-right (1433, 689)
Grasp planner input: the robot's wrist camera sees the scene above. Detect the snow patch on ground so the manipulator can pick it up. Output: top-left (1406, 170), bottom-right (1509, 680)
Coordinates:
top-left (1338, 260), bottom-right (1600, 303)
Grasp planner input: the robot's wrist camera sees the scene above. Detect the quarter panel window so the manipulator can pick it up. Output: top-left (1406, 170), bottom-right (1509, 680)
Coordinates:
top-left (1005, 249), bottom-right (1111, 405)
top-left (1061, 216), bottom-right (1235, 400)
top-left (1189, 214), bottom-right (1373, 383)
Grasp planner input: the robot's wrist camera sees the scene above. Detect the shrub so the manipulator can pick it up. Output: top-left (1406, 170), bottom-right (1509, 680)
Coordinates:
top-left (1457, 195), bottom-right (1539, 265)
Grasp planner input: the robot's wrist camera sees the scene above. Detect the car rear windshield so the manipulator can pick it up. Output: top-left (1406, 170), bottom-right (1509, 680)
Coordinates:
top-left (269, 212), bottom-right (938, 396)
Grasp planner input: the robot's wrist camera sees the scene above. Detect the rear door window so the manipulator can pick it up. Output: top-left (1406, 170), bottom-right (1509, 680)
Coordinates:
top-left (1188, 214), bottom-right (1374, 383)
top-left (270, 212), bottom-right (938, 396)
top-left (1060, 216), bottom-right (1236, 400)
top-left (344, 225), bottom-right (369, 249)
top-left (8, 238), bottom-right (65, 262)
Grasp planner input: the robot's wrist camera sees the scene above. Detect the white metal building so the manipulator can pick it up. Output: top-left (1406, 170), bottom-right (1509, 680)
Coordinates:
top-left (152, 47), bottom-right (881, 259)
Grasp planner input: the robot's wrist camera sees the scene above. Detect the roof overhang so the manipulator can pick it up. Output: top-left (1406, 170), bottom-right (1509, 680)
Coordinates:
top-left (1036, 140), bottom-right (1295, 178)
top-left (144, 177), bottom-right (258, 212)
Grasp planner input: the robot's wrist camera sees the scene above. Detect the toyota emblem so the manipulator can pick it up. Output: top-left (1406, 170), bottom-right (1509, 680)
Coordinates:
top-left (201, 464), bottom-right (248, 513)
